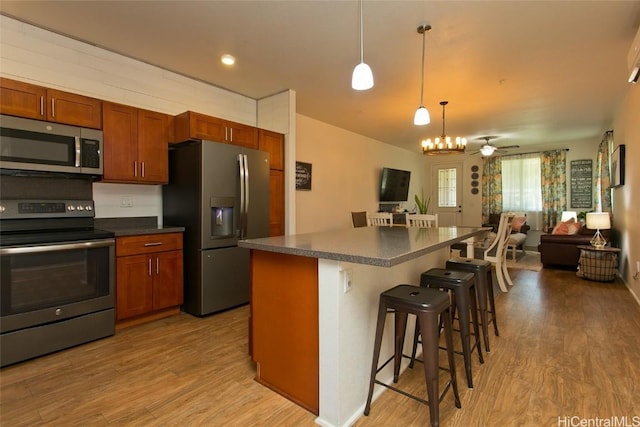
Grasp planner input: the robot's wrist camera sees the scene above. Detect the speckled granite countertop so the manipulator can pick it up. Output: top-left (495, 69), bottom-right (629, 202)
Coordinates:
top-left (238, 226), bottom-right (487, 267)
top-left (94, 217), bottom-right (185, 237)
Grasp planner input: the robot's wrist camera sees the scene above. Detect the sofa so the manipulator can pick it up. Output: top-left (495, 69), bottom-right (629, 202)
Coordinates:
top-left (538, 226), bottom-right (611, 268)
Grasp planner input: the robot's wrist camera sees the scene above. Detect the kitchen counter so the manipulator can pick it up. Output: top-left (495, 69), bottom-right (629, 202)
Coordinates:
top-left (94, 216), bottom-right (184, 236)
top-left (240, 225), bottom-right (487, 425)
top-left (239, 225), bottom-right (486, 267)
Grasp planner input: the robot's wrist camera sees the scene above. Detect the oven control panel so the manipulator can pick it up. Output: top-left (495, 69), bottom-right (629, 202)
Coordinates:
top-left (0, 200), bottom-right (95, 219)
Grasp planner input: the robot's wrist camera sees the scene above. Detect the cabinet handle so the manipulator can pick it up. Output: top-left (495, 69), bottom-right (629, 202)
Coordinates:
top-left (230, 128), bottom-right (233, 142)
top-left (143, 242), bottom-right (162, 247)
top-left (40, 96), bottom-right (44, 116)
top-left (51, 98), bottom-right (55, 117)
top-left (134, 161), bottom-right (138, 177)
top-left (141, 162), bottom-right (145, 177)
top-left (156, 257), bottom-right (159, 275)
top-left (148, 258), bottom-right (152, 276)
top-left (225, 127), bottom-right (228, 141)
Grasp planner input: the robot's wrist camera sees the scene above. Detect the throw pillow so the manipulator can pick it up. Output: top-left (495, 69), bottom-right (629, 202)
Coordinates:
top-left (552, 218), bottom-right (582, 235)
top-left (511, 216), bottom-right (527, 232)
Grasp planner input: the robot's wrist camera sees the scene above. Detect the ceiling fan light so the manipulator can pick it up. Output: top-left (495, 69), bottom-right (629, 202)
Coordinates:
top-left (480, 145), bottom-right (496, 156)
top-left (352, 62), bottom-right (374, 90)
top-left (414, 106), bottom-right (430, 125)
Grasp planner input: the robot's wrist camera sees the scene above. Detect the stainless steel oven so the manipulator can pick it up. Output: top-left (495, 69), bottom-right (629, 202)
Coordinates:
top-left (0, 199), bottom-right (115, 367)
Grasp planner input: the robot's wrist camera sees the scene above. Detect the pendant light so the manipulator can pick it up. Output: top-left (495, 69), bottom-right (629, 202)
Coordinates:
top-left (414, 24), bottom-right (431, 125)
top-left (421, 101), bottom-right (467, 155)
top-left (352, 0), bottom-right (374, 90)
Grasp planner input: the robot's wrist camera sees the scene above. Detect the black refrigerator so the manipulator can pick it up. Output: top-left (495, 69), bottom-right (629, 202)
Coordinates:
top-left (163, 140), bottom-right (270, 316)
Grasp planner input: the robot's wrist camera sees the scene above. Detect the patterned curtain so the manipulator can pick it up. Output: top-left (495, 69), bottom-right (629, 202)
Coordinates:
top-left (481, 156), bottom-right (502, 224)
top-left (595, 130), bottom-right (612, 212)
top-left (540, 150), bottom-right (567, 230)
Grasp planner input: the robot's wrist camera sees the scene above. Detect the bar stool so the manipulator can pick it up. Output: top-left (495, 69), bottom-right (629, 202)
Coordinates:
top-left (412, 268), bottom-right (483, 388)
top-left (364, 285), bottom-right (461, 427)
top-left (446, 257), bottom-right (499, 352)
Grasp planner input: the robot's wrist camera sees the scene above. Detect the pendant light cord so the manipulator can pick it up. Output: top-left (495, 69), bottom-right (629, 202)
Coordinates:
top-left (359, 0), bottom-right (364, 63)
top-left (419, 29), bottom-right (425, 105)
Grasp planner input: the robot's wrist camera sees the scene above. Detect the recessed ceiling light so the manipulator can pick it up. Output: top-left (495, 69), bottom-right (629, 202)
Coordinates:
top-left (221, 54), bottom-right (235, 66)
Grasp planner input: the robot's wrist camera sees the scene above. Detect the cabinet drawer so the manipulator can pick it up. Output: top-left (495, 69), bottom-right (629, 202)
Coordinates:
top-left (116, 233), bottom-right (183, 256)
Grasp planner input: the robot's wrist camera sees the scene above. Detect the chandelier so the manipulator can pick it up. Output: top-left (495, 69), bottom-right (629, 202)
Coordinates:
top-left (421, 101), bottom-right (467, 155)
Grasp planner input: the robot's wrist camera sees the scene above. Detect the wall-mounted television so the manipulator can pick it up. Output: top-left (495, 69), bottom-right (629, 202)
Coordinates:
top-left (379, 167), bottom-right (411, 202)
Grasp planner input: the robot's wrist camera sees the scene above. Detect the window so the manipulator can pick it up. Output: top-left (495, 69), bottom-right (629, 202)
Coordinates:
top-left (501, 154), bottom-right (542, 211)
top-left (438, 168), bottom-right (457, 207)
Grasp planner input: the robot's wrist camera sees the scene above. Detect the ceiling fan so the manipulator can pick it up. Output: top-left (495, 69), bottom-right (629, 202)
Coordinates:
top-left (470, 136), bottom-right (520, 156)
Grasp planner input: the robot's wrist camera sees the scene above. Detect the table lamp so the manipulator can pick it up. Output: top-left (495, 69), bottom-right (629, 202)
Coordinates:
top-left (586, 212), bottom-right (610, 248)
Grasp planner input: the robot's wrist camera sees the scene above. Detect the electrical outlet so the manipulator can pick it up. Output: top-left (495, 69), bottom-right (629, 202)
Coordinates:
top-left (120, 196), bottom-right (133, 207)
top-left (342, 268), bottom-right (353, 293)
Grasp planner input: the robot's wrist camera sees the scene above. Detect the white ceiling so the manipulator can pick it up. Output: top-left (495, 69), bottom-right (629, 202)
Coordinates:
top-left (1, 1), bottom-right (639, 153)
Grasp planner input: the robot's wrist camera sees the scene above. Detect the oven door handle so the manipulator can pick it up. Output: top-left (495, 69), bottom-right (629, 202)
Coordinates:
top-left (0, 239), bottom-right (114, 255)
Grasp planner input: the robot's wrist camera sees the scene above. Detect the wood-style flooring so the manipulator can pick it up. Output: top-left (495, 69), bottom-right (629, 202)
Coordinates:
top-left (1, 267), bottom-right (639, 426)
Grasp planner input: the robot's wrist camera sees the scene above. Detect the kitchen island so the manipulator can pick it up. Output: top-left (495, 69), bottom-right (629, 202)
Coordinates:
top-left (239, 225), bottom-right (487, 427)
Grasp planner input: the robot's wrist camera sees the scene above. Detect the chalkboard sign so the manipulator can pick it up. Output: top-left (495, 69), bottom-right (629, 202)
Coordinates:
top-left (570, 159), bottom-right (592, 208)
top-left (295, 161), bottom-right (312, 190)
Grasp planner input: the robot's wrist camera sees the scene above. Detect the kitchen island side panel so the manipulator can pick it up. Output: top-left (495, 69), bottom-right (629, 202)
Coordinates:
top-left (251, 250), bottom-right (319, 414)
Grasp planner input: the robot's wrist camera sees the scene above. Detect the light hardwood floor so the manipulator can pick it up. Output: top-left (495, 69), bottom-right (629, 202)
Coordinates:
top-left (1, 267), bottom-right (639, 426)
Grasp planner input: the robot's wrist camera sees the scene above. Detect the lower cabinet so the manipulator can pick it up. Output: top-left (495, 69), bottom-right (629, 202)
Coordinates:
top-left (115, 233), bottom-right (183, 326)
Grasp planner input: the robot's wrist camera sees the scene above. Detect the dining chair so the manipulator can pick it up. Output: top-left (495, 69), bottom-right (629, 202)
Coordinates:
top-left (367, 212), bottom-right (393, 226)
top-left (351, 211), bottom-right (368, 228)
top-left (406, 213), bottom-right (438, 228)
top-left (481, 212), bottom-right (516, 292)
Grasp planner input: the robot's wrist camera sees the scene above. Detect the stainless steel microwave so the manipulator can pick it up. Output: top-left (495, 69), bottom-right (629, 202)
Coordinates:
top-left (0, 114), bottom-right (103, 176)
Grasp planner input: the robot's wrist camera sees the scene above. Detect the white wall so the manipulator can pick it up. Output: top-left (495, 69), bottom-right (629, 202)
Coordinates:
top-left (295, 114), bottom-right (426, 234)
top-left (612, 83), bottom-right (640, 300)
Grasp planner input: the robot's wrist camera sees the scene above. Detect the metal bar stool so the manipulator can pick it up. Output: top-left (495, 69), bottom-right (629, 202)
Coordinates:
top-left (411, 268), bottom-right (483, 388)
top-left (446, 257), bottom-right (499, 352)
top-left (364, 285), bottom-right (461, 427)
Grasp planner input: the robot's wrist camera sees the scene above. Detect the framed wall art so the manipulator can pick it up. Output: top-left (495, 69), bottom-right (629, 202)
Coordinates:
top-left (295, 161), bottom-right (312, 190)
top-left (611, 144), bottom-right (625, 188)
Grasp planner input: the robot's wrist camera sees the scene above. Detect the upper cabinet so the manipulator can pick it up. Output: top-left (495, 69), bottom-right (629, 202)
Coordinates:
top-left (0, 77), bottom-right (102, 129)
top-left (102, 101), bottom-right (169, 184)
top-left (174, 111), bottom-right (258, 149)
top-left (259, 129), bottom-right (284, 171)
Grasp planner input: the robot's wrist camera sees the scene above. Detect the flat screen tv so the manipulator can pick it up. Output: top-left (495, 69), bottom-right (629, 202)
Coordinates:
top-left (379, 167), bottom-right (411, 202)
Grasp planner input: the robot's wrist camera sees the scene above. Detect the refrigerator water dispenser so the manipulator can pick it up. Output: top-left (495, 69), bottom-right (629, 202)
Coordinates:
top-left (210, 197), bottom-right (235, 238)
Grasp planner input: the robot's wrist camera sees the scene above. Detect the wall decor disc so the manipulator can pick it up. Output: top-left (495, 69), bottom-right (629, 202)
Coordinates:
top-left (471, 165), bottom-right (479, 172)
top-left (471, 172), bottom-right (479, 179)
top-left (471, 188), bottom-right (479, 195)
top-left (471, 180), bottom-right (479, 187)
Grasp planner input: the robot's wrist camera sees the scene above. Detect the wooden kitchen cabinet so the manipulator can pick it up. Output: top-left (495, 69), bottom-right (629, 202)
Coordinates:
top-left (102, 101), bottom-right (169, 184)
top-left (259, 129), bottom-right (284, 171)
top-left (269, 169), bottom-right (285, 236)
top-left (259, 129), bottom-right (285, 236)
top-left (0, 77), bottom-right (102, 129)
top-left (173, 110), bottom-right (258, 149)
top-left (115, 233), bottom-right (183, 327)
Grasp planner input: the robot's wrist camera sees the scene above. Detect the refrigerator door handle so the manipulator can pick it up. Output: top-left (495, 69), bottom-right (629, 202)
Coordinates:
top-left (243, 154), bottom-right (250, 239)
top-left (238, 154), bottom-right (246, 239)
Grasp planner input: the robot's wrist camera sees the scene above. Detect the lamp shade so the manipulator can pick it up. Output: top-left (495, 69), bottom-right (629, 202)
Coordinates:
top-left (586, 212), bottom-right (611, 230)
top-left (352, 62), bottom-right (374, 90)
top-left (414, 106), bottom-right (430, 125)
top-left (561, 211), bottom-right (577, 222)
